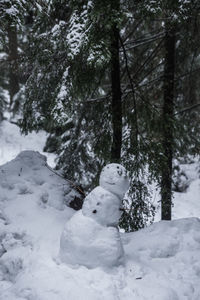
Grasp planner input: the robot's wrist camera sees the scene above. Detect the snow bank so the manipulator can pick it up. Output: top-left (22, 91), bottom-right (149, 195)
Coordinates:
top-left (0, 155), bottom-right (199, 299)
top-left (123, 218), bottom-right (200, 299)
top-left (0, 152), bottom-right (200, 299)
top-left (0, 151), bottom-right (80, 210)
top-left (1, 211), bottom-right (200, 299)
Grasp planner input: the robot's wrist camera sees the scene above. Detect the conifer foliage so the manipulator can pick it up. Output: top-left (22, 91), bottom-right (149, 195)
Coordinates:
top-left (0, 0), bottom-right (200, 231)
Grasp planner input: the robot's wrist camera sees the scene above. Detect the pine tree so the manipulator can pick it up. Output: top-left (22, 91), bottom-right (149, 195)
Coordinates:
top-left (141, 0), bottom-right (200, 221)
top-left (7, 22), bottom-right (19, 110)
top-left (0, 0), bottom-right (25, 114)
top-left (21, 0), bottom-right (125, 187)
top-left (20, 0), bottom-right (200, 231)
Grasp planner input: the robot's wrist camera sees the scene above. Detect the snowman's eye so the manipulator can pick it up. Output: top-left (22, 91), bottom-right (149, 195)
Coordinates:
top-left (92, 210), bottom-right (97, 214)
top-left (97, 202), bottom-right (100, 206)
top-left (117, 166), bottom-right (119, 169)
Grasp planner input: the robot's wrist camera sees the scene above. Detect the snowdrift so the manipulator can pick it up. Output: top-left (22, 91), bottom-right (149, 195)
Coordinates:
top-left (0, 152), bottom-right (200, 300)
top-left (0, 150), bottom-right (81, 210)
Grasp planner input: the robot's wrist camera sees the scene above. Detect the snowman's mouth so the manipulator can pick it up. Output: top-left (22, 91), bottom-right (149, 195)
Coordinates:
top-left (105, 181), bottom-right (115, 185)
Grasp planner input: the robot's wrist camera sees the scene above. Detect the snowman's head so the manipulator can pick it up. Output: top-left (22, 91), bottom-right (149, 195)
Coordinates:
top-left (82, 186), bottom-right (122, 226)
top-left (99, 163), bottom-right (129, 199)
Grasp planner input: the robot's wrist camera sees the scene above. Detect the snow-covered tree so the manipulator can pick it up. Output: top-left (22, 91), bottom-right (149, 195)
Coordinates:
top-left (0, 0), bottom-right (30, 116)
top-left (20, 0), bottom-right (200, 231)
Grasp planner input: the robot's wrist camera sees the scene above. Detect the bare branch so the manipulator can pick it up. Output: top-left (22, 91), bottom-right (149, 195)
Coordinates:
top-left (174, 102), bottom-right (200, 115)
top-left (119, 34), bottom-right (139, 147)
top-left (175, 67), bottom-right (200, 81)
top-left (123, 31), bottom-right (165, 48)
top-left (132, 37), bottom-right (164, 80)
top-left (122, 19), bottom-right (143, 43)
top-left (85, 95), bottom-right (110, 103)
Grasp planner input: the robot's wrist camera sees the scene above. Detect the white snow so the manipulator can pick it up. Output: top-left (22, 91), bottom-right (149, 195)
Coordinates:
top-left (154, 158), bottom-right (200, 221)
top-left (122, 217), bottom-right (200, 300)
top-left (0, 151), bottom-right (79, 211)
top-left (59, 210), bottom-right (124, 269)
top-left (172, 159), bottom-right (200, 220)
top-left (0, 120), bottom-right (56, 167)
top-left (0, 121), bottom-right (200, 299)
top-left (82, 186), bottom-right (122, 226)
top-left (99, 163), bottom-right (130, 199)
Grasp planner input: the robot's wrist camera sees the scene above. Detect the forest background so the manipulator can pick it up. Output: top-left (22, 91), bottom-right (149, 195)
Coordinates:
top-left (0, 0), bottom-right (200, 232)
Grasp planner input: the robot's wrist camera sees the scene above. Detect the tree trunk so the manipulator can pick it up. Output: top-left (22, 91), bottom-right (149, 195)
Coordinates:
top-left (161, 23), bottom-right (176, 220)
top-left (7, 23), bottom-right (19, 110)
top-left (110, 1), bottom-right (122, 163)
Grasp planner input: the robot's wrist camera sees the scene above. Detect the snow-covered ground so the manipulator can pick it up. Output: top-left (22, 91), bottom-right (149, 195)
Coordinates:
top-left (154, 158), bottom-right (200, 221)
top-left (0, 120), bottom-right (56, 167)
top-left (173, 160), bottom-right (200, 220)
top-left (0, 120), bottom-right (200, 300)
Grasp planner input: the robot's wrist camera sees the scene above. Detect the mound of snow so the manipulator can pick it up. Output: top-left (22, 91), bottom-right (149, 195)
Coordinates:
top-left (122, 218), bottom-right (200, 300)
top-left (1, 181), bottom-right (200, 299)
top-left (0, 151), bottom-right (80, 210)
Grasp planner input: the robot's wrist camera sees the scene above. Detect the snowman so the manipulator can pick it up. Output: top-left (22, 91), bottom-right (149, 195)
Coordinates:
top-left (59, 163), bottom-right (129, 268)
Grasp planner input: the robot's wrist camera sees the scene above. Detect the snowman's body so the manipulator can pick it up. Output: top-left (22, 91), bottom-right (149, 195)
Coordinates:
top-left (59, 164), bottom-right (129, 268)
top-left (60, 210), bottom-right (124, 268)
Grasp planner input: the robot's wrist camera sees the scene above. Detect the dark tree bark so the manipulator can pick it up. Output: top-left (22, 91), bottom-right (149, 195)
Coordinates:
top-left (110, 0), bottom-right (122, 163)
top-left (7, 23), bottom-right (19, 110)
top-left (161, 23), bottom-right (176, 220)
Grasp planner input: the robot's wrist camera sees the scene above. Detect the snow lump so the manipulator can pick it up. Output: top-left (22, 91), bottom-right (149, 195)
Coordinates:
top-left (0, 150), bottom-right (82, 210)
